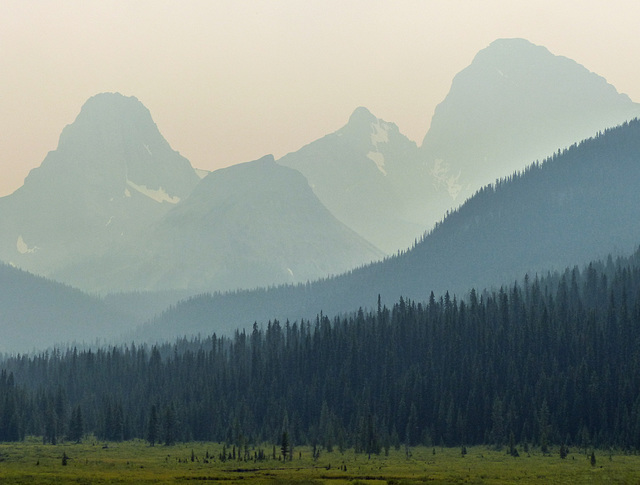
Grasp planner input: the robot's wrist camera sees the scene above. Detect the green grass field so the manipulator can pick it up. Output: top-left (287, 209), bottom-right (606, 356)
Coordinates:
top-left (0, 438), bottom-right (638, 484)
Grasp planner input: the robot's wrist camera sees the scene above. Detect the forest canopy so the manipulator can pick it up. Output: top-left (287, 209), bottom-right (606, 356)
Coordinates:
top-left (2, 249), bottom-right (640, 451)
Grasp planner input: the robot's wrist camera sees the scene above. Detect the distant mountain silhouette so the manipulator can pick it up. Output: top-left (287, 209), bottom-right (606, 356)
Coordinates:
top-left (140, 119), bottom-right (640, 342)
top-left (4, 36), bottom-right (640, 347)
top-left (0, 262), bottom-right (134, 353)
top-left (0, 93), bottom-right (200, 277)
top-left (278, 107), bottom-right (429, 253)
top-left (56, 155), bottom-right (383, 293)
top-left (421, 38), bottom-right (640, 221)
top-left (278, 40), bottom-right (640, 252)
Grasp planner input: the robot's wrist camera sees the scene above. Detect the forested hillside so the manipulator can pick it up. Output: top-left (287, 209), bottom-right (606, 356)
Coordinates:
top-left (0, 263), bottom-right (135, 353)
top-left (2, 249), bottom-right (640, 450)
top-left (140, 118), bottom-right (640, 343)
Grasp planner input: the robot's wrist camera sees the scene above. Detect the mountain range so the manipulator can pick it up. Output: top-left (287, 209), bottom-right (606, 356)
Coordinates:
top-left (141, 119), bottom-right (640, 342)
top-left (56, 154), bottom-right (382, 292)
top-left (279, 38), bottom-right (640, 250)
top-left (0, 94), bottom-right (381, 294)
top-left (1, 38), bottom-right (640, 352)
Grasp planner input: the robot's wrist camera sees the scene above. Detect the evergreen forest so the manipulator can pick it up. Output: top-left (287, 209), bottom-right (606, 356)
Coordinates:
top-left (2, 249), bottom-right (640, 453)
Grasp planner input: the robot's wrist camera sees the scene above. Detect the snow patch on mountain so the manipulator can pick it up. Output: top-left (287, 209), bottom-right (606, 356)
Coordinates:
top-left (430, 159), bottom-right (464, 199)
top-left (367, 120), bottom-right (390, 175)
top-left (126, 179), bottom-right (180, 204)
top-left (367, 151), bottom-right (387, 175)
top-left (17, 236), bottom-right (38, 254)
top-left (194, 168), bottom-right (210, 179)
top-left (370, 120), bottom-right (389, 146)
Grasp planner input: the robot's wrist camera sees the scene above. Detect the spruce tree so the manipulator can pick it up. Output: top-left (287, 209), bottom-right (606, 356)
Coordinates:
top-left (281, 431), bottom-right (289, 460)
top-left (68, 405), bottom-right (83, 443)
top-left (163, 404), bottom-right (177, 446)
top-left (147, 405), bottom-right (159, 446)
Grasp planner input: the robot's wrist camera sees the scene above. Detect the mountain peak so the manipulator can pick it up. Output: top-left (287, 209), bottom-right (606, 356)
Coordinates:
top-left (0, 93), bottom-right (200, 277)
top-left (79, 92), bottom-right (146, 113)
top-left (347, 106), bottom-right (377, 125)
top-left (486, 37), bottom-right (541, 50)
top-left (341, 107), bottom-right (399, 144)
top-left (34, 92), bottom-right (199, 197)
top-left (57, 92), bottom-right (159, 151)
top-left (278, 105), bottom-right (424, 253)
top-left (253, 154), bottom-right (276, 164)
top-left (469, 38), bottom-right (584, 80)
top-left (421, 38), bottom-right (640, 205)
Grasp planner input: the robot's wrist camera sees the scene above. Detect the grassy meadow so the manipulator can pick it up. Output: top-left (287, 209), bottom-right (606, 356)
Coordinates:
top-left (0, 438), bottom-right (639, 484)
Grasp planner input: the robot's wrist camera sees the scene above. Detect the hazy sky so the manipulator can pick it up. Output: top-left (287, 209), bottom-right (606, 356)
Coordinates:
top-left (2, 0), bottom-right (639, 197)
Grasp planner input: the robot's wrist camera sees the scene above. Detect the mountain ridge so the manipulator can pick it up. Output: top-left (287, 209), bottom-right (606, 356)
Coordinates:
top-left (54, 154), bottom-right (384, 293)
top-left (277, 106), bottom-right (427, 253)
top-left (139, 118), bottom-right (640, 342)
top-left (0, 261), bottom-right (135, 353)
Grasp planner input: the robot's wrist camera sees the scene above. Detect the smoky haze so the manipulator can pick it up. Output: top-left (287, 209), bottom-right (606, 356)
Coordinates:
top-left (2, 0), bottom-right (640, 197)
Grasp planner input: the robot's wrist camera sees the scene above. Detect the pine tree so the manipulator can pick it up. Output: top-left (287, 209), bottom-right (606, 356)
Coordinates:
top-left (44, 399), bottom-right (57, 445)
top-left (163, 404), bottom-right (177, 446)
top-left (281, 431), bottom-right (289, 460)
top-left (147, 405), bottom-right (159, 446)
top-left (405, 403), bottom-right (418, 446)
top-left (365, 413), bottom-right (380, 458)
top-left (68, 405), bottom-right (83, 443)
top-left (560, 443), bottom-right (568, 459)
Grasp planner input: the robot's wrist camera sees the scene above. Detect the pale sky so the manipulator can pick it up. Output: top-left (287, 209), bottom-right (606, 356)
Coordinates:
top-left (2, 0), bottom-right (639, 197)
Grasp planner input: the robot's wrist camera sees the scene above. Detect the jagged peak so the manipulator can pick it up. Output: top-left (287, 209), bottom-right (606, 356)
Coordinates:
top-left (342, 107), bottom-right (400, 141)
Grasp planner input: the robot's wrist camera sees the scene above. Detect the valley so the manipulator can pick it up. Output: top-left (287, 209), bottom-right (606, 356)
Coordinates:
top-left (1, 35), bottom-right (640, 484)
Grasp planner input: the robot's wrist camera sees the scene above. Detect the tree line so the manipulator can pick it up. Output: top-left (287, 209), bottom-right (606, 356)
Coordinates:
top-left (2, 249), bottom-right (640, 451)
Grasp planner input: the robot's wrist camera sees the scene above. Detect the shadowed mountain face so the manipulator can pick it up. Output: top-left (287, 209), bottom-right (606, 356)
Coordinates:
top-left (421, 38), bottom-right (640, 219)
top-left (140, 119), bottom-right (640, 342)
top-left (278, 107), bottom-right (430, 253)
top-left (0, 93), bottom-right (200, 277)
top-left (55, 155), bottom-right (383, 293)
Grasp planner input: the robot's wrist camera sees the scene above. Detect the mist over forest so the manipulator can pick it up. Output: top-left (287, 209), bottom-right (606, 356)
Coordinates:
top-left (1, 38), bottom-right (640, 455)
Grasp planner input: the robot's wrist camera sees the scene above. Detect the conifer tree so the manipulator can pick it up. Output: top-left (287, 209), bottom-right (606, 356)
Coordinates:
top-left (68, 405), bottom-right (83, 443)
top-left (163, 404), bottom-right (177, 446)
top-left (281, 431), bottom-right (289, 460)
top-left (147, 405), bottom-right (159, 446)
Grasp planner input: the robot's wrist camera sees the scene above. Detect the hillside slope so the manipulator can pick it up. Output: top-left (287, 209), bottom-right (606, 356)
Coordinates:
top-left (56, 155), bottom-right (383, 292)
top-left (0, 263), bottom-right (134, 353)
top-left (141, 119), bottom-right (640, 341)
